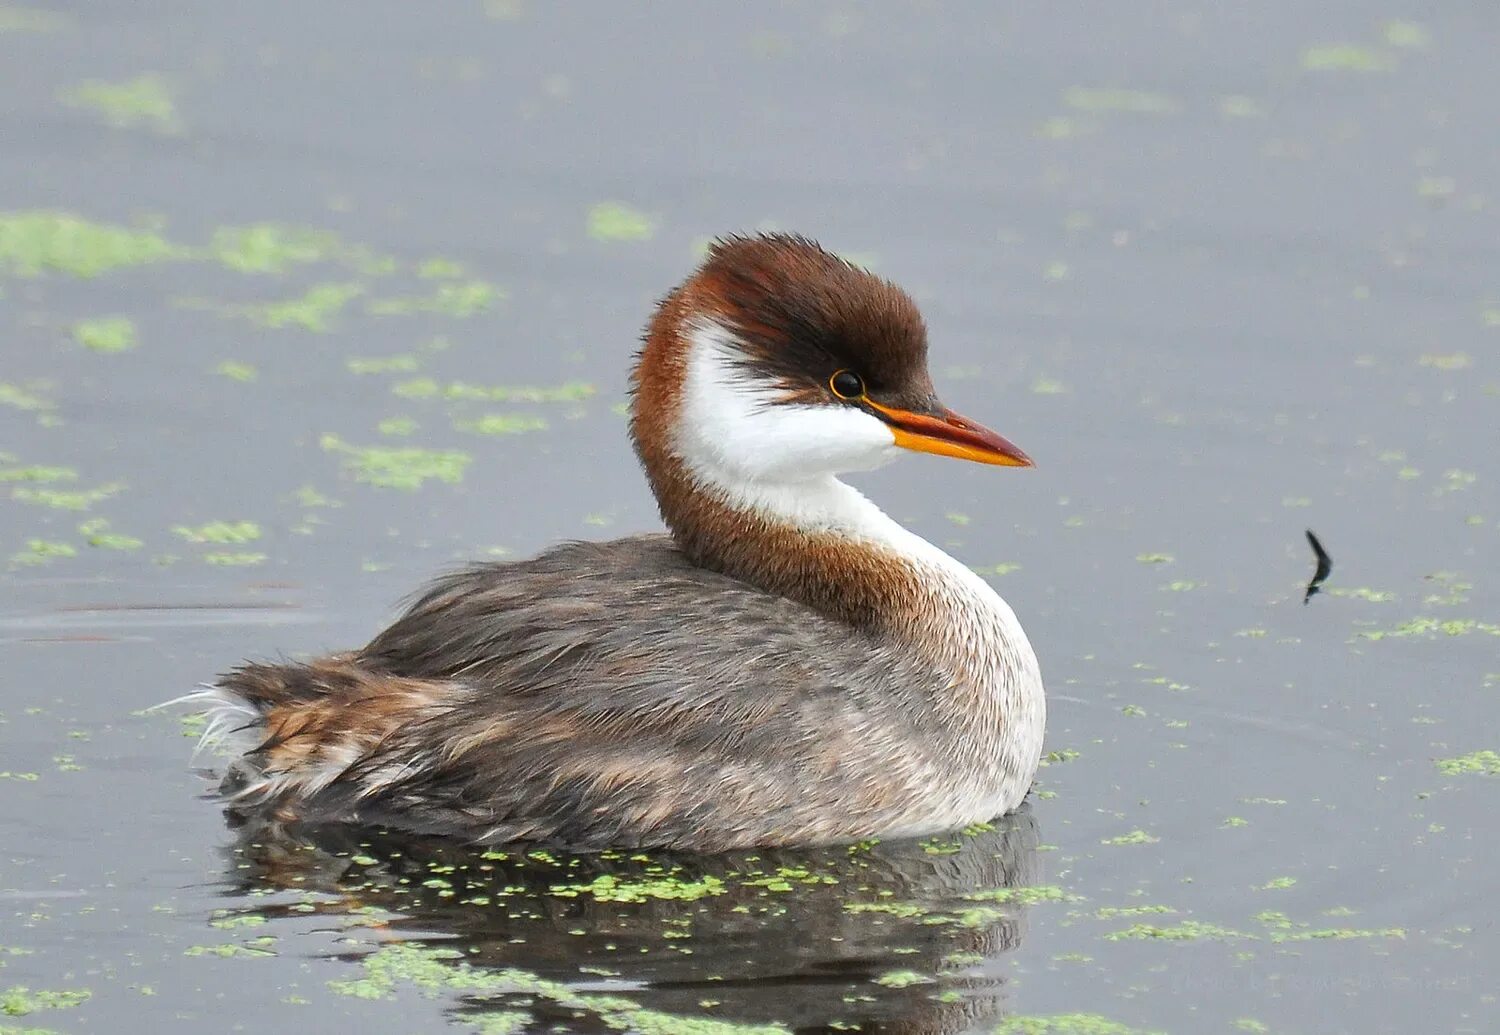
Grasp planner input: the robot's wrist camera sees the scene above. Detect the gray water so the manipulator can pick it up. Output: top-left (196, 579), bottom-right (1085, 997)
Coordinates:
top-left (2, 3), bottom-right (1497, 1033)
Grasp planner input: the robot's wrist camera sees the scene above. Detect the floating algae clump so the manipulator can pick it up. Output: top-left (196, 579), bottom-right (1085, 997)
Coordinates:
top-left (59, 73), bottom-right (180, 132)
top-left (12, 482), bottom-right (123, 510)
top-left (10, 539), bottom-right (77, 566)
top-left (0, 7), bottom-right (73, 32)
top-left (0, 383), bottom-right (53, 412)
top-left (0, 464), bottom-right (75, 483)
top-left (210, 224), bottom-right (351, 273)
top-left (587, 201), bottom-right (656, 242)
top-left (240, 282), bottom-right (365, 332)
top-left (1300, 44), bottom-right (1395, 72)
top-left (348, 354), bottom-right (421, 375)
top-left (1435, 750), bottom-right (1500, 776)
top-left (548, 873), bottom-right (726, 904)
top-left (392, 378), bottom-right (594, 404)
top-left (202, 552), bottom-right (267, 566)
top-left (215, 360), bottom-right (257, 382)
top-left (994, 1015), bottom-right (1163, 1035)
top-left (1, 984), bottom-right (91, 1016)
top-left (329, 943), bottom-right (787, 1033)
top-left (1104, 920), bottom-right (1249, 942)
top-left (0, 211), bottom-right (179, 276)
top-left (321, 434), bottom-right (470, 490)
top-left (72, 315), bottom-right (137, 352)
top-left (79, 518), bottom-right (142, 550)
top-left (1360, 617), bottom-right (1500, 640)
top-left (367, 280), bottom-right (499, 317)
top-left (961, 884), bottom-right (1073, 906)
top-left (458, 414), bottom-right (548, 436)
top-left (171, 521), bottom-right (260, 544)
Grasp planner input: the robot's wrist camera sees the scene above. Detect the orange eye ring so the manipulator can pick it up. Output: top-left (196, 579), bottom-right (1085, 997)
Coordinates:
top-left (829, 369), bottom-right (866, 400)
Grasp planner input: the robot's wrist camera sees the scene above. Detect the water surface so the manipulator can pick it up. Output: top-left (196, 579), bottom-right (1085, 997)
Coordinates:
top-left (2, 3), bottom-right (1497, 1032)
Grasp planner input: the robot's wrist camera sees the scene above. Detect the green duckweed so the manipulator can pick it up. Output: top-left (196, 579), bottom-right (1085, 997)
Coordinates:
top-left (0, 383), bottom-right (53, 411)
top-left (59, 73), bottom-right (179, 132)
top-left (0, 6), bottom-right (72, 32)
top-left (367, 281), bottom-right (498, 318)
top-left (1301, 44), bottom-right (1395, 72)
top-left (9, 539), bottom-right (76, 566)
top-left (872, 970), bottom-right (929, 988)
top-left (1, 985), bottom-right (91, 1016)
top-left (201, 552), bottom-right (267, 566)
top-left (377, 416), bottom-right (418, 436)
top-left (392, 378), bottom-right (594, 403)
top-left (1435, 750), bottom-right (1500, 776)
top-left (1360, 617), bottom-right (1500, 640)
top-left (328, 944), bottom-right (787, 1034)
top-left (72, 316), bottom-right (136, 352)
top-left (78, 518), bottom-right (141, 550)
top-left (587, 201), bottom-right (656, 242)
top-left (320, 434), bottom-right (470, 490)
top-left (0, 211), bottom-right (178, 277)
top-left (457, 414), bottom-right (548, 436)
top-left (171, 521), bottom-right (260, 544)
top-left (0, 465), bottom-right (74, 483)
top-left (215, 360), bottom-right (258, 382)
top-left (548, 873), bottom-right (726, 904)
top-left (995, 1016), bottom-right (1162, 1035)
top-left (348, 354), bottom-right (421, 375)
top-left (210, 224), bottom-right (351, 274)
top-left (242, 282), bottom-right (365, 332)
top-left (11, 482), bottom-right (122, 510)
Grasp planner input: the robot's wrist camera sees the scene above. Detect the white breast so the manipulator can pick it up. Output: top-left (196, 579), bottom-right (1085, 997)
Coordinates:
top-left (673, 319), bottom-right (1047, 826)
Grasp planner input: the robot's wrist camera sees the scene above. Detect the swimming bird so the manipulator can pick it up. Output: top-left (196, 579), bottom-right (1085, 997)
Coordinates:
top-left (195, 234), bottom-right (1045, 852)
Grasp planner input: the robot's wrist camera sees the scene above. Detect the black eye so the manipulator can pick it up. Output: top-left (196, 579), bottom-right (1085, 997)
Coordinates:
top-left (829, 369), bottom-right (865, 400)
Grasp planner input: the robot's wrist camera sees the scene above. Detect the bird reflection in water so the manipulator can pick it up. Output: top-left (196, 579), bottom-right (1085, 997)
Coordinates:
top-left (219, 806), bottom-right (1042, 1033)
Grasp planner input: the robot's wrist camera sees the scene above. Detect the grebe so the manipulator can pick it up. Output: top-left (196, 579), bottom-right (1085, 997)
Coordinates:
top-left (195, 234), bottom-right (1045, 852)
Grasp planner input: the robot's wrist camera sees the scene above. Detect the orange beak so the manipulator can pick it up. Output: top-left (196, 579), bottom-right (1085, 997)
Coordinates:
top-left (866, 401), bottom-right (1033, 467)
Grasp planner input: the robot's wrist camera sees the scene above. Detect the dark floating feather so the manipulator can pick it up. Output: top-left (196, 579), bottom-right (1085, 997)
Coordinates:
top-left (1303, 529), bottom-right (1332, 604)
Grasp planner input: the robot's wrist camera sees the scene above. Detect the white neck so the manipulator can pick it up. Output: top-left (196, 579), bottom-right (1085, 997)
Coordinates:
top-left (672, 315), bottom-right (1029, 645)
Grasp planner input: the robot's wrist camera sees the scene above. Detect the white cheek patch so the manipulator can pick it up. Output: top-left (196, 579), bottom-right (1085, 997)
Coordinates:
top-left (676, 319), bottom-right (897, 485)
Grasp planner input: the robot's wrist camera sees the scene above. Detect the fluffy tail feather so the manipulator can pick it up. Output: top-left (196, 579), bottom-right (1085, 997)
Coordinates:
top-left (169, 655), bottom-right (455, 815)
